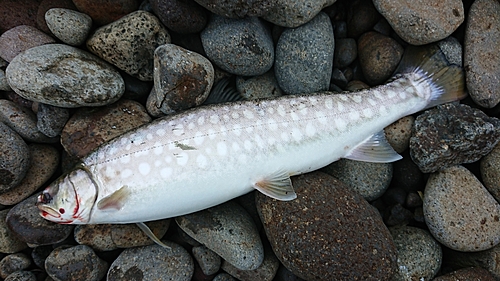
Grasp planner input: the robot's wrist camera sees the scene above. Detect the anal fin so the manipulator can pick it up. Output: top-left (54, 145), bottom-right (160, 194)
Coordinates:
top-left (97, 185), bottom-right (130, 211)
top-left (344, 131), bottom-right (402, 163)
top-left (136, 222), bottom-right (171, 250)
top-left (254, 170), bottom-right (297, 201)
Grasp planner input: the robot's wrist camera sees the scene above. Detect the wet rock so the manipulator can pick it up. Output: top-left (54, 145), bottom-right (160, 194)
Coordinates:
top-left (0, 25), bottom-right (55, 62)
top-left (481, 143), bottom-right (500, 202)
top-left (275, 12), bottom-right (334, 95)
top-left (0, 209), bottom-right (28, 254)
top-left (192, 245), bottom-right (221, 275)
top-left (464, 0), bottom-right (500, 108)
top-left (150, 0), bottom-right (207, 34)
top-left (45, 245), bottom-right (107, 281)
top-left (152, 44), bottom-right (214, 115)
top-left (86, 10), bottom-right (171, 81)
top-left (45, 8), bottom-right (93, 46)
top-left (433, 267), bottom-right (496, 281)
top-left (424, 166), bottom-right (500, 252)
top-left (36, 0), bottom-right (78, 35)
top-left (221, 246), bottom-right (280, 281)
top-left (410, 103), bottom-right (500, 173)
top-left (0, 122), bottom-right (30, 192)
top-left (333, 38), bottom-right (357, 69)
top-left (4, 270), bottom-right (36, 281)
top-left (201, 15), bottom-right (274, 76)
top-left (0, 253), bottom-right (31, 279)
top-left (384, 116), bottom-right (414, 154)
top-left (236, 71), bottom-right (283, 100)
top-left (6, 44), bottom-right (125, 108)
top-left (194, 0), bottom-right (273, 18)
top-left (71, 0), bottom-right (139, 26)
top-left (35, 103), bottom-right (69, 138)
top-left (262, 0), bottom-right (335, 28)
top-left (0, 0), bottom-right (40, 33)
top-left (176, 201), bottom-right (264, 271)
top-left (107, 241), bottom-right (194, 281)
top-left (256, 171), bottom-right (397, 280)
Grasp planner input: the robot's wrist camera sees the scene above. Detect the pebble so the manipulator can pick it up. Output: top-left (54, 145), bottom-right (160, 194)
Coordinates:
top-left (322, 159), bottom-right (393, 201)
top-left (35, 0), bottom-right (78, 35)
top-left (35, 103), bottom-right (69, 138)
top-left (176, 201), bottom-right (264, 271)
top-left (61, 99), bottom-right (151, 159)
top-left (433, 267), bottom-right (496, 281)
top-left (6, 44), bottom-right (125, 108)
top-left (262, 0), bottom-right (336, 28)
top-left (383, 203), bottom-right (414, 226)
top-left (107, 241), bottom-right (194, 281)
top-left (86, 10), bottom-right (171, 81)
top-left (194, 0), bottom-right (273, 18)
top-left (410, 103), bottom-right (500, 173)
top-left (373, 0), bottom-right (464, 45)
top-left (0, 122), bottom-right (30, 192)
top-left (0, 144), bottom-right (59, 206)
top-left (221, 246), bottom-right (280, 281)
top-left (122, 72), bottom-right (154, 100)
top-left (74, 220), bottom-right (170, 251)
top-left (481, 143), bottom-right (500, 202)
top-left (464, 0), bottom-right (500, 108)
top-left (0, 69), bottom-right (10, 91)
top-left (192, 245), bottom-right (221, 275)
top-left (150, 0), bottom-right (207, 34)
top-left (213, 273), bottom-right (237, 281)
top-left (444, 245), bottom-right (500, 279)
top-left (0, 25), bottom-right (55, 62)
top-left (152, 43), bottom-right (214, 114)
top-left (0, 209), bottom-right (28, 254)
top-left (274, 265), bottom-right (306, 281)
top-left (389, 226), bottom-right (442, 280)
top-left (384, 116), bottom-right (414, 154)
top-left (201, 15), bottom-right (274, 76)
top-left (45, 8), bottom-right (93, 46)
top-left (236, 71), bottom-right (283, 100)
top-left (391, 153), bottom-right (424, 193)
top-left (71, 0), bottom-right (139, 26)
top-left (0, 0), bottom-right (39, 33)
top-left (256, 171), bottom-right (397, 280)
top-left (333, 38), bottom-right (357, 69)
top-left (0, 253), bottom-right (31, 279)
top-left (424, 165), bottom-right (500, 252)
top-left (275, 12), bottom-right (334, 94)
top-left (4, 270), bottom-right (36, 281)
top-left (45, 245), bottom-right (108, 281)
top-left (346, 0), bottom-right (382, 38)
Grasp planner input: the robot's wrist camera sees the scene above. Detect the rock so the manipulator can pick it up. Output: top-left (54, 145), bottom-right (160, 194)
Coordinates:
top-left (4, 270), bottom-right (37, 281)
top-left (213, 273), bottom-right (237, 281)
top-left (433, 267), bottom-right (496, 281)
top-left (45, 245), bottom-right (108, 281)
top-left (346, 0), bottom-right (382, 38)
top-left (334, 38), bottom-right (357, 69)
top-left (35, 103), bottom-right (69, 138)
top-left (410, 103), bottom-right (500, 173)
top-left (481, 143), bottom-right (500, 202)
top-left (31, 245), bottom-right (52, 269)
top-left (0, 0), bottom-right (40, 33)
top-left (61, 99), bottom-right (151, 158)
top-left (0, 144), bottom-right (59, 206)
top-left (0, 209), bottom-right (28, 254)
top-left (391, 153), bottom-right (425, 193)
top-left (201, 15), bottom-right (274, 76)
top-left (373, 0), bottom-right (464, 45)
top-left (383, 203), bottom-right (414, 226)
top-left (275, 12), bottom-right (334, 95)
top-left (424, 165), bottom-right (500, 251)
top-left (464, 0), bottom-right (500, 108)
top-left (107, 241), bottom-right (194, 281)
top-left (152, 44), bottom-right (214, 115)
top-left (274, 265), bottom-right (306, 281)
top-left (194, 0), bottom-right (273, 18)
top-left (0, 69), bottom-right (10, 91)
top-left (444, 245), bottom-right (500, 280)
top-left (71, 0), bottom-right (139, 26)
top-left (389, 226), bottom-right (442, 280)
top-left (256, 171), bottom-right (397, 280)
top-left (437, 36), bottom-right (463, 66)
top-left (221, 246), bottom-right (280, 281)
top-left (36, 0), bottom-right (78, 35)
top-left (150, 0), bottom-right (207, 34)
top-left (0, 25), bottom-right (55, 62)
top-left (6, 44), bottom-right (125, 108)
top-left (0, 253), bottom-right (31, 279)
top-left (357, 31), bottom-right (404, 85)
top-left (122, 72), bottom-right (154, 100)
top-left (45, 8), bottom-right (93, 46)
top-left (236, 71), bottom-right (283, 100)
top-left (176, 201), bottom-right (264, 271)
top-left (262, 0), bottom-right (336, 28)
top-left (86, 10), bottom-right (171, 81)
top-left (192, 245), bottom-right (221, 275)
top-left (384, 116), bottom-right (414, 154)
top-left (0, 122), bottom-right (30, 192)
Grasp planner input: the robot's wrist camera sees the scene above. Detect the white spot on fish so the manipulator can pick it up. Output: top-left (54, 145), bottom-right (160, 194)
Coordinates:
top-left (380, 105), bottom-right (388, 115)
top-left (245, 126), bottom-right (254, 133)
top-left (188, 122), bottom-right (195, 130)
top-left (243, 110), bottom-right (254, 119)
top-left (374, 91), bottom-right (384, 99)
top-left (254, 134), bottom-right (265, 148)
top-left (352, 95), bottom-right (362, 103)
top-left (292, 128), bottom-right (303, 141)
top-left (238, 154), bottom-right (247, 163)
top-left (339, 95), bottom-right (349, 101)
top-left (363, 108), bottom-right (374, 118)
top-left (268, 137), bottom-right (277, 145)
top-left (244, 140), bottom-right (253, 150)
top-left (367, 98), bottom-right (377, 106)
top-left (290, 112), bottom-right (300, 121)
top-left (134, 150), bottom-right (149, 158)
top-left (232, 142), bottom-right (240, 152)
top-left (197, 116), bottom-right (205, 125)
top-left (217, 142), bottom-right (228, 156)
top-left (387, 90), bottom-right (397, 98)
top-left (164, 156), bottom-right (172, 163)
top-left (154, 160), bottom-right (162, 167)
top-left (267, 107), bottom-right (274, 114)
top-left (139, 163), bottom-right (151, 175)
top-left (196, 154), bottom-right (207, 168)
top-left (316, 111), bottom-right (328, 124)
top-left (335, 118), bottom-right (347, 131)
top-left (160, 167), bottom-right (172, 179)
top-left (121, 169), bottom-right (133, 179)
top-left (349, 111), bottom-right (360, 121)
top-left (210, 115), bottom-right (219, 124)
top-left (146, 133), bottom-right (153, 140)
top-left (120, 155), bottom-right (131, 164)
top-left (337, 102), bottom-right (345, 112)
top-left (306, 123), bottom-right (316, 137)
top-left (194, 131), bottom-right (205, 145)
top-left (399, 91), bottom-right (407, 99)
top-left (231, 112), bottom-right (240, 119)
top-left (176, 153), bottom-right (188, 166)
top-left (207, 129), bottom-right (217, 140)
top-left (154, 144), bottom-right (163, 155)
top-left (300, 107), bottom-right (308, 116)
top-left (105, 167), bottom-right (115, 178)
top-left (281, 132), bottom-right (290, 142)
top-left (325, 98), bottom-right (333, 109)
top-left (223, 115), bottom-right (230, 122)
top-left (267, 119), bottom-right (278, 131)
top-left (232, 124), bottom-right (242, 136)
top-left (277, 105), bottom-right (286, 117)
top-left (156, 129), bottom-right (166, 136)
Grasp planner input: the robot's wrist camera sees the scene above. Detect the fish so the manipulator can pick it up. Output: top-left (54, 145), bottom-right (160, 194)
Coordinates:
top-left (36, 46), bottom-right (465, 229)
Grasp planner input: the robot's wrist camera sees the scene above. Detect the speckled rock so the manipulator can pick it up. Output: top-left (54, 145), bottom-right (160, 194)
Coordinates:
top-left (384, 116), bottom-right (414, 154)
top-left (0, 144), bottom-right (59, 206)
top-left (464, 0), bottom-right (500, 108)
top-left (0, 253), bottom-right (31, 279)
top-left (236, 71), bottom-right (283, 100)
top-left (444, 245), bottom-right (500, 279)
top-left (256, 171), bottom-right (397, 280)
top-left (35, 103), bottom-right (69, 138)
top-left (192, 245), bottom-right (221, 275)
top-left (201, 15), bottom-right (274, 76)
top-left (262, 0), bottom-right (335, 28)
top-left (194, 0), bottom-right (273, 18)
top-left (0, 70), bottom-right (10, 91)
top-left (152, 44), bottom-right (214, 115)
top-left (6, 44), bottom-right (125, 108)
top-left (275, 12), bottom-right (334, 95)
top-left (389, 226), bottom-right (442, 280)
top-left (71, 0), bottom-right (139, 26)
top-left (107, 241), bottom-right (194, 281)
top-left (410, 103), bottom-right (500, 173)
top-left (45, 8), bottom-right (92, 46)
top-left (0, 0), bottom-right (39, 33)
top-left (36, 0), bottom-right (78, 35)
top-left (176, 201), bottom-right (264, 271)
top-left (0, 122), bottom-right (30, 192)
top-left (74, 220), bottom-right (170, 251)
top-left (61, 99), bottom-right (151, 159)
top-left (424, 165), bottom-right (500, 252)
top-left (322, 159), bottom-right (392, 201)
top-left (358, 31), bottom-right (404, 85)
top-left (0, 25), bottom-right (55, 62)
top-left (86, 10), bottom-right (171, 81)
top-left (334, 38), bottom-right (357, 69)
top-left (150, 0), bottom-right (207, 33)
top-left (4, 270), bottom-right (36, 281)
top-left (0, 209), bottom-right (28, 254)
top-left (433, 267), bottom-right (496, 281)
top-left (481, 143), bottom-right (500, 202)
top-left (45, 245), bottom-right (107, 281)
top-left (213, 273), bottom-right (237, 281)
top-left (373, 0), bottom-right (464, 45)
top-left (221, 246), bottom-right (280, 281)
top-left (437, 36), bottom-right (463, 67)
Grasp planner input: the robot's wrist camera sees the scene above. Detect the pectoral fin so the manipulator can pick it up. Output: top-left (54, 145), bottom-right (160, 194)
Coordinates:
top-left (254, 170), bottom-right (297, 201)
top-left (136, 222), bottom-right (171, 250)
top-left (97, 185), bottom-right (130, 211)
top-left (344, 131), bottom-right (402, 163)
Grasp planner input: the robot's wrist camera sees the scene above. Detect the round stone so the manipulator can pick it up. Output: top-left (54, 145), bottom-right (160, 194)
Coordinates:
top-left (481, 143), bottom-right (500, 202)
top-left (0, 122), bottom-right (30, 192)
top-left (35, 0), bottom-right (78, 35)
top-left (0, 253), bottom-right (31, 279)
top-left (71, 0), bottom-right (139, 26)
top-left (0, 25), bottom-right (55, 62)
top-left (194, 0), bottom-right (274, 18)
top-left (221, 246), bottom-right (280, 281)
top-left (236, 71), bottom-right (283, 100)
top-left (150, 0), bottom-right (207, 34)
top-left (262, 0), bottom-right (336, 28)
top-left (4, 270), bottom-right (36, 281)
top-left (35, 103), bottom-right (70, 138)
top-left (45, 8), bottom-right (93, 46)
top-left (192, 245), bottom-right (221, 275)
top-left (45, 245), bottom-right (108, 281)
top-left (384, 116), bottom-right (414, 154)
top-left (0, 209), bottom-right (28, 254)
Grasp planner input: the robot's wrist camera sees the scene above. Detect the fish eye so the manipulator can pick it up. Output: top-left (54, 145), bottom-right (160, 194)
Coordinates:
top-left (41, 192), bottom-right (52, 204)
top-left (59, 208), bottom-right (65, 214)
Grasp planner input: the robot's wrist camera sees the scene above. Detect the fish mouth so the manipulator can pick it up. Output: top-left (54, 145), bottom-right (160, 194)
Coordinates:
top-left (37, 204), bottom-right (61, 219)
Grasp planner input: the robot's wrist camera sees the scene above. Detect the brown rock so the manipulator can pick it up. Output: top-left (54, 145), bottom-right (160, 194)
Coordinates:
top-left (0, 25), bottom-right (55, 62)
top-left (0, 0), bottom-right (40, 33)
top-left (36, 0), bottom-right (77, 34)
top-left (433, 267), bottom-right (495, 281)
top-left (71, 0), bottom-right (139, 26)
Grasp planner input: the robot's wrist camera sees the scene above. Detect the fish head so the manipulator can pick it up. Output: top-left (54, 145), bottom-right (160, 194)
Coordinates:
top-left (36, 167), bottom-right (98, 224)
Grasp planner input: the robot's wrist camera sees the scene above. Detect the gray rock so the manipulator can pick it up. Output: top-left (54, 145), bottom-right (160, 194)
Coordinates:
top-left (433, 267), bottom-right (496, 281)
top-left (346, 0), bottom-right (382, 38)
top-left (262, 0), bottom-right (336, 28)
top-left (481, 143), bottom-right (500, 202)
top-left (86, 10), bottom-right (171, 81)
top-left (221, 246), bottom-right (280, 281)
top-left (410, 103), bottom-right (500, 173)
top-left (0, 209), bottom-right (27, 254)
top-left (146, 87), bottom-right (164, 118)
top-left (236, 71), bottom-right (283, 100)
top-left (150, 0), bottom-right (207, 34)
top-left (275, 12), bottom-right (334, 95)
top-left (373, 0), bottom-right (464, 45)
top-left (443, 245), bottom-right (500, 280)
top-left (107, 241), bottom-right (194, 281)
top-left (384, 116), bottom-right (414, 154)
top-left (213, 273), bottom-right (237, 281)
top-left (176, 201), bottom-right (264, 271)
top-left (4, 270), bottom-right (36, 281)
top-left (45, 8), bottom-right (92, 46)
top-left (464, 0), bottom-right (500, 108)
top-left (334, 38), bottom-right (357, 69)
top-left (389, 226), bottom-right (442, 280)
top-left (0, 254), bottom-right (31, 279)
top-left (424, 166), bottom-right (500, 252)
top-left (192, 245), bottom-right (221, 275)
top-left (35, 103), bottom-right (69, 138)
top-left (201, 15), bottom-right (274, 76)
top-left (437, 36), bottom-right (463, 67)
top-left (0, 69), bottom-right (10, 91)
top-left (6, 44), bottom-right (125, 108)
top-left (194, 0), bottom-right (274, 18)
top-left (153, 44), bottom-right (214, 114)
top-left (0, 25), bottom-right (55, 62)
top-left (0, 122), bottom-right (30, 192)
top-left (45, 245), bottom-right (107, 281)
